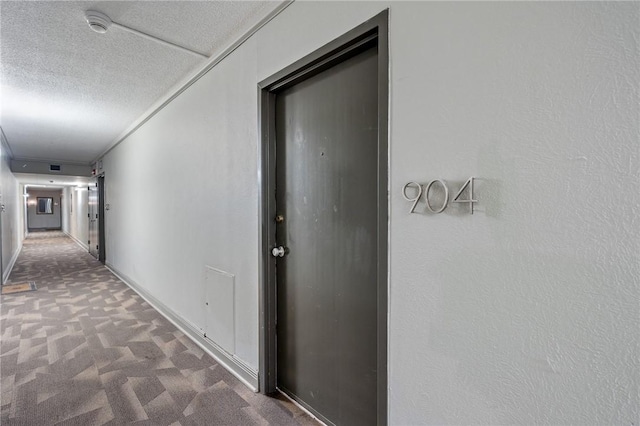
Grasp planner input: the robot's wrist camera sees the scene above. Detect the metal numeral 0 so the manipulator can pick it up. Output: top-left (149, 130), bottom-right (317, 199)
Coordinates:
top-left (424, 179), bottom-right (449, 213)
top-left (402, 182), bottom-right (423, 213)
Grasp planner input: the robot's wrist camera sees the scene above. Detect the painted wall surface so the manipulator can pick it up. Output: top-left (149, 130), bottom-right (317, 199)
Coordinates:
top-left (62, 187), bottom-right (70, 234)
top-left (26, 189), bottom-right (62, 230)
top-left (104, 36), bottom-right (261, 366)
top-left (62, 186), bottom-right (88, 249)
top-left (68, 187), bottom-right (89, 250)
top-left (20, 185), bottom-right (26, 240)
top-left (102, 2), bottom-right (639, 424)
top-left (1, 136), bottom-right (21, 282)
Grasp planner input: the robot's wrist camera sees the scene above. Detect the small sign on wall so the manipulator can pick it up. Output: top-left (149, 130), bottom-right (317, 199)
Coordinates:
top-left (91, 159), bottom-right (104, 176)
top-left (403, 177), bottom-right (477, 214)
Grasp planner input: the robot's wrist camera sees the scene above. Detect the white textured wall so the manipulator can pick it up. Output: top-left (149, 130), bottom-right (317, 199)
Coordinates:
top-left (102, 2), bottom-right (639, 424)
top-left (71, 187), bottom-right (88, 250)
top-left (0, 136), bottom-right (21, 282)
top-left (104, 36), bottom-right (261, 365)
top-left (62, 186), bottom-right (88, 250)
top-left (386, 2), bottom-right (639, 424)
top-left (61, 187), bottom-right (70, 234)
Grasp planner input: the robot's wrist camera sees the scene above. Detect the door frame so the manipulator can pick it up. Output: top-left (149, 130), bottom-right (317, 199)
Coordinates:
top-left (88, 181), bottom-right (98, 258)
top-left (97, 175), bottom-right (105, 263)
top-left (88, 177), bottom-right (106, 263)
top-left (257, 10), bottom-right (388, 424)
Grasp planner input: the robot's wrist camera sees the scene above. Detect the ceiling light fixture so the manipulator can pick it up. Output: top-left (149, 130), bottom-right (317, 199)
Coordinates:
top-left (85, 10), bottom-right (208, 59)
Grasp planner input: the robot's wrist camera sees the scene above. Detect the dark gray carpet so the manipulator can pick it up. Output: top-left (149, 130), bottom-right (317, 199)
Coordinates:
top-left (1, 232), bottom-right (317, 425)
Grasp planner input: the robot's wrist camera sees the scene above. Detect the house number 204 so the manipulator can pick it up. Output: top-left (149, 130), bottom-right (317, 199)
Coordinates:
top-left (402, 177), bottom-right (477, 214)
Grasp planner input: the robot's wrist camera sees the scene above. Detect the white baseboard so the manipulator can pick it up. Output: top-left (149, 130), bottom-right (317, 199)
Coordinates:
top-left (105, 262), bottom-right (259, 391)
top-left (2, 242), bottom-right (22, 284)
top-left (65, 231), bottom-right (89, 251)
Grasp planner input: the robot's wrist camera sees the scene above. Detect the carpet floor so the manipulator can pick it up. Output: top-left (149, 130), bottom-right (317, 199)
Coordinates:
top-left (1, 232), bottom-right (317, 425)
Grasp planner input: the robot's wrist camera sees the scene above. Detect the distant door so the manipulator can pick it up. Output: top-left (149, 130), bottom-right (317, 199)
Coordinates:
top-left (88, 177), bottom-right (106, 262)
top-left (97, 176), bottom-right (105, 263)
top-left (88, 182), bottom-right (99, 258)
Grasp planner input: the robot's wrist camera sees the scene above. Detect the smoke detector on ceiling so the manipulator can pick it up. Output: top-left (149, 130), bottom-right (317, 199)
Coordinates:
top-left (83, 9), bottom-right (208, 59)
top-left (85, 11), bottom-right (111, 34)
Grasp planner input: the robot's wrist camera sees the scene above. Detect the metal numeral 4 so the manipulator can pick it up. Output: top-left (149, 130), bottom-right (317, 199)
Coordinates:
top-left (451, 177), bottom-right (477, 214)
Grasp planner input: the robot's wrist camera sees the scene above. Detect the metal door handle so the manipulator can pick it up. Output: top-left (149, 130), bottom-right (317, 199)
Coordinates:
top-left (271, 246), bottom-right (287, 257)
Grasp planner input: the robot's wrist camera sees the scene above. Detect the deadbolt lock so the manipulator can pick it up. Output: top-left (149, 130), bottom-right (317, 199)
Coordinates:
top-left (275, 215), bottom-right (284, 223)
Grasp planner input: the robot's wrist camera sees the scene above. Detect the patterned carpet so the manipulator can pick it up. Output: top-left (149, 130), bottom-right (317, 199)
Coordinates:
top-left (1, 232), bottom-right (317, 425)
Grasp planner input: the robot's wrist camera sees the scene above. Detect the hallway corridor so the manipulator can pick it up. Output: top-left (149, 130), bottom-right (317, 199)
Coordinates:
top-left (0, 232), bottom-right (316, 425)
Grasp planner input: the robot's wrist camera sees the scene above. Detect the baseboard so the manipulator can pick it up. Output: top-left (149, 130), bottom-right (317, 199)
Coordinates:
top-left (105, 262), bottom-right (259, 391)
top-left (2, 242), bottom-right (22, 284)
top-left (65, 231), bottom-right (89, 251)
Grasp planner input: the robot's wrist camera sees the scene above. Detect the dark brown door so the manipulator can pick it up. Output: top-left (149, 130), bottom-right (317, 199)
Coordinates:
top-left (275, 45), bottom-right (379, 425)
top-left (88, 182), bottom-right (98, 258)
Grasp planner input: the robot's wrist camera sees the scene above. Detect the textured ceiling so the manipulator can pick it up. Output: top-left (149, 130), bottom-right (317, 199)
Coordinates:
top-left (0, 1), bottom-right (283, 164)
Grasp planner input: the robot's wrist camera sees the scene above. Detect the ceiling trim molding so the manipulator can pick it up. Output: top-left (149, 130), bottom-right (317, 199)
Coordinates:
top-left (94, 0), bottom-right (294, 163)
top-left (0, 126), bottom-right (15, 160)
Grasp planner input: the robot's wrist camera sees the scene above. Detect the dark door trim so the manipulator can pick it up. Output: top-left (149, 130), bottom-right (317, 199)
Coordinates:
top-left (257, 10), bottom-right (388, 424)
top-left (97, 175), bottom-right (105, 263)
